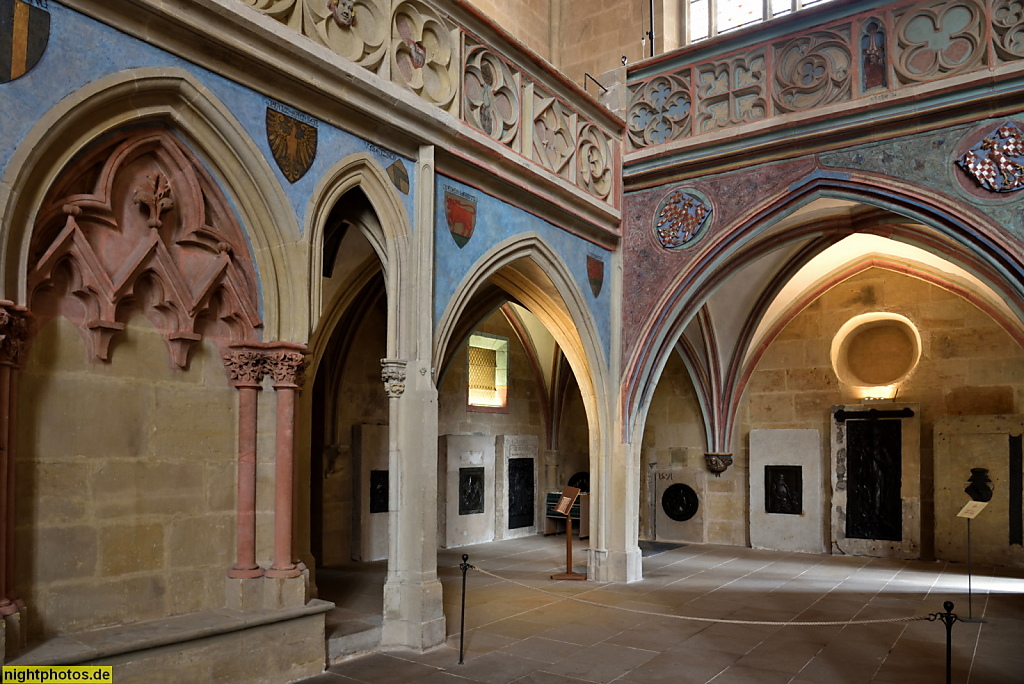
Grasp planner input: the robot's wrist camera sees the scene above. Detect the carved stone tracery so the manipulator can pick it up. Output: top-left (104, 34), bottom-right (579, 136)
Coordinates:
top-left (532, 87), bottom-right (576, 179)
top-left (463, 41), bottom-right (521, 146)
top-left (695, 51), bottom-right (767, 134)
top-left (27, 129), bottom-right (263, 368)
top-left (391, 1), bottom-right (458, 113)
top-left (773, 29), bottom-right (852, 114)
top-left (627, 72), bottom-right (691, 149)
top-left (0, 303), bottom-right (31, 369)
top-left (576, 123), bottom-right (612, 200)
top-left (893, 0), bottom-right (985, 84)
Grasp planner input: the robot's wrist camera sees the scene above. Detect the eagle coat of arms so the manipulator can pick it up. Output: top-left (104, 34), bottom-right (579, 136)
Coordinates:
top-left (266, 108), bottom-right (318, 183)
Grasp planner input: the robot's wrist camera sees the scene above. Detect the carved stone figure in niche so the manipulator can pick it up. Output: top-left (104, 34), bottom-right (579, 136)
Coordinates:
top-left (508, 458), bottom-right (534, 529)
top-left (369, 469), bottom-right (388, 513)
top-left (965, 467), bottom-right (993, 502)
top-left (459, 467), bottom-right (485, 515)
top-left (765, 465), bottom-right (802, 515)
top-left (329, 0), bottom-right (355, 27)
top-left (846, 419), bottom-right (902, 541)
top-left (861, 19), bottom-right (887, 91)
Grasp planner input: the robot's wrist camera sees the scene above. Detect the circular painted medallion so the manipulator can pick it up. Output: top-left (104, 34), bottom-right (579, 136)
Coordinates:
top-left (654, 189), bottom-right (712, 249)
top-left (661, 483), bottom-right (699, 522)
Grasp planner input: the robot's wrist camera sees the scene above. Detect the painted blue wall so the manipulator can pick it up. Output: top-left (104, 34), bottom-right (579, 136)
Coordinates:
top-left (0, 2), bottom-right (416, 237)
top-left (434, 175), bottom-right (612, 364)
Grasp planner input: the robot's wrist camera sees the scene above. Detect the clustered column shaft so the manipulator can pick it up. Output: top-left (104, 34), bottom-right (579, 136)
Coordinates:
top-left (223, 342), bottom-right (307, 579)
top-left (0, 301), bottom-right (29, 618)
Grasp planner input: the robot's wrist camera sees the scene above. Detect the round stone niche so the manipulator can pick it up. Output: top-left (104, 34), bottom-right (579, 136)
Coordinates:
top-left (831, 313), bottom-right (921, 391)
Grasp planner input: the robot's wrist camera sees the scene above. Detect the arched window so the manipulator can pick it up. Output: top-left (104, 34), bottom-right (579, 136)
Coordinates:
top-left (686, 0), bottom-right (838, 44)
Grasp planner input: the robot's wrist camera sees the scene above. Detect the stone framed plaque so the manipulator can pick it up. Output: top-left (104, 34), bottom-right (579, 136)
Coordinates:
top-left (508, 457), bottom-right (534, 529)
top-left (459, 467), bottom-right (485, 515)
top-left (765, 465), bottom-right (802, 515)
top-left (369, 469), bottom-right (388, 514)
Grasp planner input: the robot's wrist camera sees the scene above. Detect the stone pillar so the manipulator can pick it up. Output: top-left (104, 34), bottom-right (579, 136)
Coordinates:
top-left (265, 344), bottom-right (307, 579)
top-left (224, 346), bottom-right (266, 579)
top-left (380, 359), bottom-right (446, 650)
top-left (0, 302), bottom-right (30, 658)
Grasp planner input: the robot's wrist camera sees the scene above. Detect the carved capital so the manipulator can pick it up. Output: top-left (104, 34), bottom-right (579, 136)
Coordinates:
top-left (381, 358), bottom-right (407, 398)
top-left (223, 347), bottom-right (267, 387)
top-left (265, 343), bottom-right (308, 388)
top-left (0, 301), bottom-right (32, 368)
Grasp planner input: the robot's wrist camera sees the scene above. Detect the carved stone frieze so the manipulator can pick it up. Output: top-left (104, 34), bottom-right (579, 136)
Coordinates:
top-left (576, 123), bottom-right (612, 200)
top-left (305, 0), bottom-right (388, 73)
top-left (627, 72), bottom-right (691, 149)
top-left (993, 0), bottom-right (1024, 62)
top-left (381, 358), bottom-right (407, 398)
top-left (391, 1), bottom-right (458, 113)
top-left (773, 29), bottom-right (852, 114)
top-left (241, 0), bottom-right (300, 25)
top-left (27, 129), bottom-right (263, 368)
top-left (532, 87), bottom-right (576, 179)
top-left (695, 51), bottom-right (767, 134)
top-left (463, 41), bottom-right (521, 147)
top-left (893, 0), bottom-right (985, 84)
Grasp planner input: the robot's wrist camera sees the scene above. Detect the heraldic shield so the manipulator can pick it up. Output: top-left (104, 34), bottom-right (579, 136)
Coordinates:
top-left (445, 191), bottom-right (476, 248)
top-left (587, 255), bottom-right (604, 298)
top-left (266, 107), bottom-right (318, 183)
top-left (957, 120), bottom-right (1024, 193)
top-left (1, 0), bottom-right (50, 84)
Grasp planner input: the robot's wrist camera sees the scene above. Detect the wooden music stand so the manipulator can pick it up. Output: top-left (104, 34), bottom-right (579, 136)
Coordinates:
top-left (551, 485), bottom-right (586, 580)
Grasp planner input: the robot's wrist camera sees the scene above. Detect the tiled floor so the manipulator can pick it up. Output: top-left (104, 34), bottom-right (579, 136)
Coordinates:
top-left (305, 536), bottom-right (1024, 683)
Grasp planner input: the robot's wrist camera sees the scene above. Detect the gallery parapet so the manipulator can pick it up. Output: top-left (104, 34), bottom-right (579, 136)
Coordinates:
top-left (234, 0), bottom-right (623, 210)
top-left (622, 0), bottom-right (1024, 182)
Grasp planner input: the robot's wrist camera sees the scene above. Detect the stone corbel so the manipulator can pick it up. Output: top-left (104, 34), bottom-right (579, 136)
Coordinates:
top-left (381, 358), bottom-right (407, 398)
top-left (85, 319), bottom-right (125, 362)
top-left (166, 331), bottom-right (203, 369)
top-left (704, 452), bottom-right (733, 477)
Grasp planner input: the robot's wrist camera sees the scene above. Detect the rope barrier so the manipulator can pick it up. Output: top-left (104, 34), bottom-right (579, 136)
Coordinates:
top-left (469, 565), bottom-right (932, 627)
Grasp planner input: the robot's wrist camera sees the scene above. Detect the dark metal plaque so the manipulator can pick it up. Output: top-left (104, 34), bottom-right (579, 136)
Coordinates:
top-left (845, 419), bottom-right (902, 541)
top-left (765, 465), bottom-right (802, 515)
top-left (508, 458), bottom-right (534, 529)
top-left (661, 483), bottom-right (699, 522)
top-left (369, 469), bottom-right (388, 514)
top-left (459, 467), bottom-right (485, 515)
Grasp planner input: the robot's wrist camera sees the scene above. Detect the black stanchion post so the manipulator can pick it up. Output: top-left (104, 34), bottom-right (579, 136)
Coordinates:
top-left (929, 600), bottom-right (959, 684)
top-left (459, 554), bottom-right (471, 665)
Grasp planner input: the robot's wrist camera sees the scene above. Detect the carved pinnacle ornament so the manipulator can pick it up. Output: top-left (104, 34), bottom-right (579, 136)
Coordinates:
top-left (133, 173), bottom-right (174, 229)
top-left (223, 350), bottom-right (266, 387)
top-left (381, 358), bottom-right (407, 398)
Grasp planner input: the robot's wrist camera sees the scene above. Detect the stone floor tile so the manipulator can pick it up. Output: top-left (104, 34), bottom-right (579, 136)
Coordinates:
top-left (327, 653), bottom-right (442, 684)
top-left (499, 636), bottom-right (587, 664)
top-left (539, 642), bottom-right (658, 683)
top-left (734, 637), bottom-right (824, 674)
top-left (447, 651), bottom-right (549, 684)
top-left (535, 621), bottom-right (621, 647)
top-left (707, 664), bottom-right (795, 683)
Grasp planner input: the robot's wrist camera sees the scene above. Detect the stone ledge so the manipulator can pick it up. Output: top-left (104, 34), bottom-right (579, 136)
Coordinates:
top-left (9, 599), bottom-right (334, 666)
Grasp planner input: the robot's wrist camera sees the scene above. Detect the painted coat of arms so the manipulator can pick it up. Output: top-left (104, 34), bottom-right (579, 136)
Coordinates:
top-left (586, 255), bottom-right (604, 297)
top-left (957, 121), bottom-right (1024, 193)
top-left (445, 190), bottom-right (476, 248)
top-left (655, 189), bottom-right (711, 249)
top-left (1, 0), bottom-right (50, 84)
top-left (266, 107), bottom-right (317, 183)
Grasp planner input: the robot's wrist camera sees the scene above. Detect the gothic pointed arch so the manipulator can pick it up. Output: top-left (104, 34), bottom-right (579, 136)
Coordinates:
top-left (625, 171), bottom-right (1024, 446)
top-left (305, 152), bottom-right (412, 364)
top-left (0, 67), bottom-right (300, 341)
top-left (434, 233), bottom-right (615, 553)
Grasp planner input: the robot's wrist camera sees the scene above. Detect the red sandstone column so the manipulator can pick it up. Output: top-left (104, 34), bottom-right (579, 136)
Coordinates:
top-left (224, 346), bottom-right (266, 579)
top-left (265, 343), bottom-right (306, 579)
top-left (0, 302), bottom-right (29, 615)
